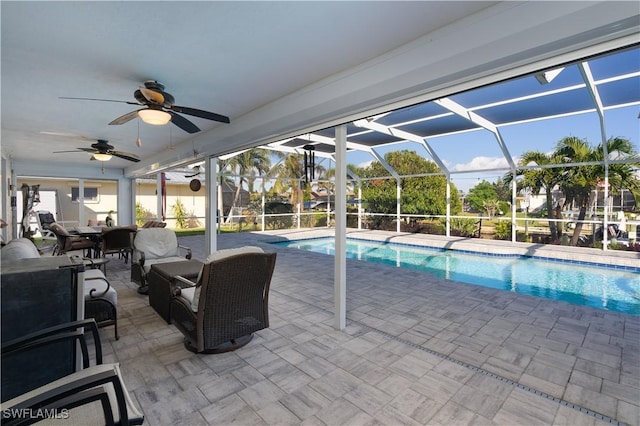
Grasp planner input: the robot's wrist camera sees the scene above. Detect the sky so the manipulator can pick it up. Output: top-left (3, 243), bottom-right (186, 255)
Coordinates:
top-left (342, 104), bottom-right (639, 193)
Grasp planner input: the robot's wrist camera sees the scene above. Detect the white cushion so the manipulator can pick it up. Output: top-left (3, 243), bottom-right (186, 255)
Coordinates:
top-left (83, 269), bottom-right (117, 306)
top-left (178, 286), bottom-right (198, 313)
top-left (1, 238), bottom-right (40, 261)
top-left (191, 246), bottom-right (264, 312)
top-left (133, 228), bottom-right (179, 260)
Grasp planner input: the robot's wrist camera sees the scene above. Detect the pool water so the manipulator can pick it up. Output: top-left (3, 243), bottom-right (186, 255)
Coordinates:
top-left (275, 237), bottom-right (640, 315)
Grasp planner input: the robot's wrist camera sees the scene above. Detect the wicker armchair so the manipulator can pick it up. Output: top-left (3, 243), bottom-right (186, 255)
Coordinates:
top-left (170, 248), bottom-right (276, 354)
top-left (131, 228), bottom-right (192, 294)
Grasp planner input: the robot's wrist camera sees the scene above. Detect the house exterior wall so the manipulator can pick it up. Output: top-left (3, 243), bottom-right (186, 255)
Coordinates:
top-left (135, 180), bottom-right (206, 229)
top-left (18, 177), bottom-right (119, 228)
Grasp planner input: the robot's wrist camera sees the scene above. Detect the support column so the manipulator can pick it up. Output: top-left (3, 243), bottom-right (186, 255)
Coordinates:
top-left (261, 179), bottom-right (266, 232)
top-left (396, 180), bottom-right (401, 233)
top-left (334, 125), bottom-right (347, 330)
top-left (512, 178), bottom-right (517, 242)
top-left (445, 177), bottom-right (451, 237)
top-left (156, 174), bottom-right (163, 221)
top-left (78, 179), bottom-right (85, 226)
top-left (357, 185), bottom-right (362, 230)
top-left (205, 157), bottom-right (218, 255)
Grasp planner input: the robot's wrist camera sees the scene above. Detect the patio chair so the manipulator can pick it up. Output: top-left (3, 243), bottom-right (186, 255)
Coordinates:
top-left (170, 247), bottom-right (276, 353)
top-left (35, 210), bottom-right (57, 241)
top-left (131, 227), bottom-right (192, 294)
top-left (99, 225), bottom-right (137, 263)
top-left (49, 222), bottom-right (96, 257)
top-left (1, 319), bottom-right (143, 425)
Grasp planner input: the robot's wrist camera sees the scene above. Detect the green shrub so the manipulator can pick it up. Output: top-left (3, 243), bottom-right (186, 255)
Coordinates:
top-left (498, 201), bottom-right (511, 216)
top-left (264, 201), bottom-right (293, 229)
top-left (135, 202), bottom-right (153, 226)
top-left (494, 220), bottom-right (512, 240)
top-left (171, 198), bottom-right (189, 229)
top-left (449, 217), bottom-right (478, 237)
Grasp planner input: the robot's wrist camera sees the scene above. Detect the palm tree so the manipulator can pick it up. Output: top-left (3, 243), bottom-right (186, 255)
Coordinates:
top-left (268, 153), bottom-right (306, 209)
top-left (505, 151), bottom-right (564, 240)
top-left (555, 136), bottom-right (640, 246)
top-left (224, 148), bottom-right (271, 223)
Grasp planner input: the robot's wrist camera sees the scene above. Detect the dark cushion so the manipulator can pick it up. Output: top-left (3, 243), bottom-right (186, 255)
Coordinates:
top-left (50, 223), bottom-right (70, 236)
top-left (149, 260), bottom-right (203, 281)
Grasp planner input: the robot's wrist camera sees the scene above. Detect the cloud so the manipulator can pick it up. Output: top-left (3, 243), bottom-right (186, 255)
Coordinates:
top-left (356, 160), bottom-right (374, 168)
top-left (451, 156), bottom-right (516, 172)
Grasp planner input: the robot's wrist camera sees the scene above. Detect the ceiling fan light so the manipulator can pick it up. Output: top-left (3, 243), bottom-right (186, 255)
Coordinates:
top-left (138, 109), bottom-right (171, 125)
top-left (93, 153), bottom-right (112, 161)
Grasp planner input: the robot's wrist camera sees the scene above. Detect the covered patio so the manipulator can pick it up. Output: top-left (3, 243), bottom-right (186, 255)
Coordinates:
top-left (101, 230), bottom-right (638, 425)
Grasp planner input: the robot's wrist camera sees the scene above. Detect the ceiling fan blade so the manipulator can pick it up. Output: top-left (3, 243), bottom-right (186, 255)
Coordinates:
top-left (59, 96), bottom-right (139, 105)
top-left (171, 105), bottom-right (230, 123)
top-left (109, 110), bottom-right (141, 125)
top-left (185, 172), bottom-right (200, 178)
top-left (139, 87), bottom-right (164, 105)
top-left (110, 151), bottom-right (141, 162)
top-left (168, 111), bottom-right (200, 134)
top-left (53, 149), bottom-right (85, 153)
top-left (77, 147), bottom-right (99, 153)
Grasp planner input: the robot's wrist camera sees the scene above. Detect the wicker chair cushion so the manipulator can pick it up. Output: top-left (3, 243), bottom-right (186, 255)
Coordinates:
top-left (0, 238), bottom-right (40, 261)
top-left (178, 286), bottom-right (198, 312)
top-left (83, 269), bottom-right (118, 306)
top-left (191, 246), bottom-right (264, 311)
top-left (50, 222), bottom-right (71, 236)
top-left (133, 228), bottom-right (180, 260)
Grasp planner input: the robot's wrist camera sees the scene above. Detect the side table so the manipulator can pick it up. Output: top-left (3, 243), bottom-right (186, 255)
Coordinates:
top-left (147, 260), bottom-right (203, 324)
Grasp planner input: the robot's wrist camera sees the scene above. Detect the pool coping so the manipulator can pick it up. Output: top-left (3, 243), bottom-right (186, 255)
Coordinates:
top-left (259, 228), bottom-right (640, 270)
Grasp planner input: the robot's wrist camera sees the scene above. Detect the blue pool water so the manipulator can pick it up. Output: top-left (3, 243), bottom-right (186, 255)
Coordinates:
top-left (274, 237), bottom-right (640, 315)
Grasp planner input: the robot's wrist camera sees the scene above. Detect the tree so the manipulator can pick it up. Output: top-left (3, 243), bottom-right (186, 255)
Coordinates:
top-left (224, 148), bottom-right (271, 223)
top-left (555, 136), bottom-right (640, 246)
top-left (466, 181), bottom-right (497, 214)
top-left (493, 177), bottom-right (511, 202)
top-left (268, 153), bottom-right (306, 211)
top-left (504, 150), bottom-right (564, 240)
top-left (355, 150), bottom-right (460, 227)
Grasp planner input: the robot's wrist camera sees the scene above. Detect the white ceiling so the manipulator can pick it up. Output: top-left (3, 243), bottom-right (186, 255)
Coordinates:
top-left (2, 1), bottom-right (638, 179)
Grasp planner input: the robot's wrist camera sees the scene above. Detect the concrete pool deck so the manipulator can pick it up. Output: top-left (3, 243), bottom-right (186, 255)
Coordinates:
top-left (100, 229), bottom-right (638, 425)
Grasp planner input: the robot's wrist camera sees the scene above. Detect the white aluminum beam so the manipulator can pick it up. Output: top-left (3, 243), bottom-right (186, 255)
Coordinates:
top-left (435, 98), bottom-right (516, 170)
top-left (334, 125), bottom-right (347, 330)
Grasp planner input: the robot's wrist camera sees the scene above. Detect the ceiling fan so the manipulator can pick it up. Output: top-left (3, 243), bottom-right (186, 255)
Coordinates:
top-left (60, 81), bottom-right (230, 134)
top-left (54, 139), bottom-right (140, 162)
top-left (185, 164), bottom-right (203, 178)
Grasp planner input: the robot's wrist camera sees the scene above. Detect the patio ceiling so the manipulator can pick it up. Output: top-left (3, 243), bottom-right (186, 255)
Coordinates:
top-left (2, 2), bottom-right (638, 181)
top-left (265, 45), bottom-right (640, 177)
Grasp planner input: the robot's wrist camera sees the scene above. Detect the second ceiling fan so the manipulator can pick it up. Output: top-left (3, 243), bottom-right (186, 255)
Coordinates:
top-left (62, 80), bottom-right (230, 134)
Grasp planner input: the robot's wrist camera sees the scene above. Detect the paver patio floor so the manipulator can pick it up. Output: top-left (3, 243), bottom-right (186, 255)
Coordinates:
top-left (97, 229), bottom-right (639, 425)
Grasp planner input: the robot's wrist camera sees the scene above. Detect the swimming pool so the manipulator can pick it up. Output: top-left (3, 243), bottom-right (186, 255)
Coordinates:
top-left (274, 237), bottom-right (640, 315)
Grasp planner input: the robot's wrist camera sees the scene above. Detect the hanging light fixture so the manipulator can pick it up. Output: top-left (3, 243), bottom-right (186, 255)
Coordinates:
top-left (303, 144), bottom-right (315, 184)
top-left (92, 153), bottom-right (112, 161)
top-left (138, 108), bottom-right (171, 125)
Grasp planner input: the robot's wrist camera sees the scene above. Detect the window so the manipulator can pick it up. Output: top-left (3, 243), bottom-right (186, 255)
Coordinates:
top-left (71, 187), bottom-right (98, 203)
